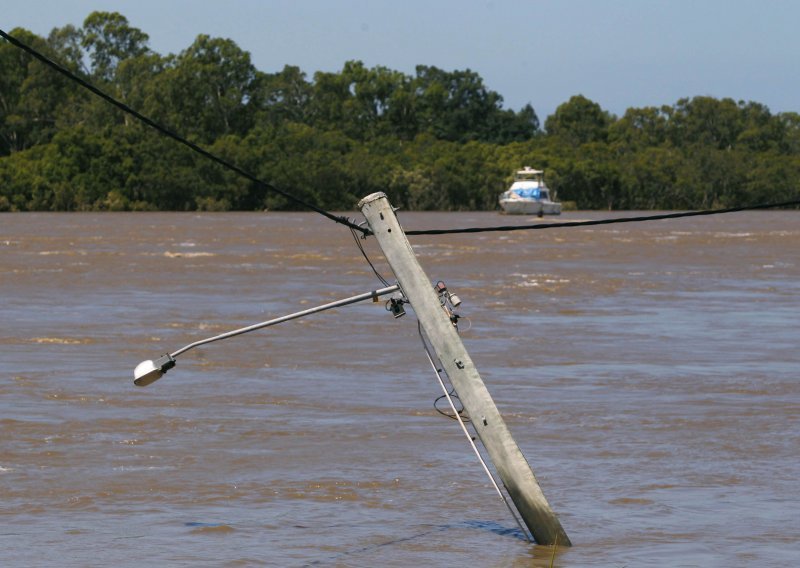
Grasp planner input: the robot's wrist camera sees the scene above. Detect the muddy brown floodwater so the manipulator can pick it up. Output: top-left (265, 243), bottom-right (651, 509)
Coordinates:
top-left (1, 210), bottom-right (798, 566)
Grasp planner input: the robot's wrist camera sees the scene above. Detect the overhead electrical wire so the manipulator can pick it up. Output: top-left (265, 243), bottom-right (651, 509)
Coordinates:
top-left (349, 224), bottom-right (391, 286)
top-left (3, 27), bottom-right (798, 240)
top-left (0, 28), bottom-right (368, 235)
top-left (404, 199), bottom-right (800, 236)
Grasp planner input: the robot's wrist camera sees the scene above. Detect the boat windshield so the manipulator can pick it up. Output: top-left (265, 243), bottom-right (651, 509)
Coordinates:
top-left (513, 188), bottom-right (548, 199)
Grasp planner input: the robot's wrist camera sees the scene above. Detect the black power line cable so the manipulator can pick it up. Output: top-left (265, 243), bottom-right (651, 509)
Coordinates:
top-left (404, 199), bottom-right (800, 236)
top-left (349, 224), bottom-right (391, 286)
top-left (0, 28), bottom-right (368, 235)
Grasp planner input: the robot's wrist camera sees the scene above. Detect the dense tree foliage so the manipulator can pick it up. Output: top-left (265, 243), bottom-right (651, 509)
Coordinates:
top-left (1, 12), bottom-right (798, 212)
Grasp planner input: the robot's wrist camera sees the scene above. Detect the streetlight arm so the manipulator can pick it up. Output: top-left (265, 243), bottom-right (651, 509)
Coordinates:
top-left (172, 284), bottom-right (399, 357)
top-left (134, 284), bottom-right (400, 387)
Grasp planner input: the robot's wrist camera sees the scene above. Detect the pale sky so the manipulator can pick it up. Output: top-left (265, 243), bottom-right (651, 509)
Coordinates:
top-left (4, 0), bottom-right (799, 121)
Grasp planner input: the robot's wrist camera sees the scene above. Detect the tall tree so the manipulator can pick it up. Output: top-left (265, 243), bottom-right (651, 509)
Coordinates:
top-left (254, 64), bottom-right (313, 125)
top-left (81, 11), bottom-right (149, 82)
top-left (665, 96), bottom-right (742, 150)
top-left (735, 101), bottom-right (784, 152)
top-left (609, 105), bottom-right (669, 150)
top-left (545, 94), bottom-right (612, 145)
top-left (413, 65), bottom-right (509, 142)
top-left (338, 60), bottom-right (405, 139)
top-left (0, 28), bottom-right (81, 154)
top-left (778, 112), bottom-right (800, 154)
top-left (159, 34), bottom-right (259, 143)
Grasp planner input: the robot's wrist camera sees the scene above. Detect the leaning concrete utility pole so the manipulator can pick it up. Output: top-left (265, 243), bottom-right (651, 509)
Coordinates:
top-left (358, 192), bottom-right (570, 546)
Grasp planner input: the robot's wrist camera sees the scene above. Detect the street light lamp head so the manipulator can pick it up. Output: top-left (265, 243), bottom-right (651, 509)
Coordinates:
top-left (134, 354), bottom-right (176, 387)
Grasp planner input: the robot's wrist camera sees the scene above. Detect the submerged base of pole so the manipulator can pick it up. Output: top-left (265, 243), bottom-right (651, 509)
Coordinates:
top-left (358, 192), bottom-right (570, 546)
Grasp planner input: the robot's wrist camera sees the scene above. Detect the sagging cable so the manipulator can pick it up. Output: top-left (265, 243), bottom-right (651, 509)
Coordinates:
top-left (0, 27), bottom-right (367, 235)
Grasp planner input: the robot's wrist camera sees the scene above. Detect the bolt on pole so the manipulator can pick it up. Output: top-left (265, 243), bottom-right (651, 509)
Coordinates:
top-left (358, 192), bottom-right (570, 546)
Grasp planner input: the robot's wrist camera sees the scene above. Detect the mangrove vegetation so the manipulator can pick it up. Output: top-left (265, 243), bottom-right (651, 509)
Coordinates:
top-left (2, 12), bottom-right (799, 212)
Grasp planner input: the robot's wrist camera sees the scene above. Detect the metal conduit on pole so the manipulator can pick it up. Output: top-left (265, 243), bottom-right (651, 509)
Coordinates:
top-left (358, 192), bottom-right (570, 546)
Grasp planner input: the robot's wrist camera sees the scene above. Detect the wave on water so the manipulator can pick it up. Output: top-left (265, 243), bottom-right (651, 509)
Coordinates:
top-left (163, 251), bottom-right (216, 258)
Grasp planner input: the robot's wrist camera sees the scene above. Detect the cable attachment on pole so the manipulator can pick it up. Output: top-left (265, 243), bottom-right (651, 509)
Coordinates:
top-left (385, 291), bottom-right (408, 318)
top-left (434, 281), bottom-right (463, 329)
top-left (344, 217), bottom-right (372, 239)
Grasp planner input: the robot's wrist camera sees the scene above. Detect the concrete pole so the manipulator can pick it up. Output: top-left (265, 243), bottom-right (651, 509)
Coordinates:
top-left (358, 192), bottom-right (570, 546)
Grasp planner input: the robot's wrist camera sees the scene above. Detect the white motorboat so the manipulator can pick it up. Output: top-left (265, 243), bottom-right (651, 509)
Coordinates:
top-left (499, 167), bottom-right (562, 216)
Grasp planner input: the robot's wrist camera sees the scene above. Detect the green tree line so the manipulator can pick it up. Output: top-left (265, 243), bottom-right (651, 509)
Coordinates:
top-left (1, 12), bottom-right (799, 212)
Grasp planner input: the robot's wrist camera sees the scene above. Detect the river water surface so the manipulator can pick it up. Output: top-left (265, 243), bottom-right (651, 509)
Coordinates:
top-left (1, 210), bottom-right (798, 567)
